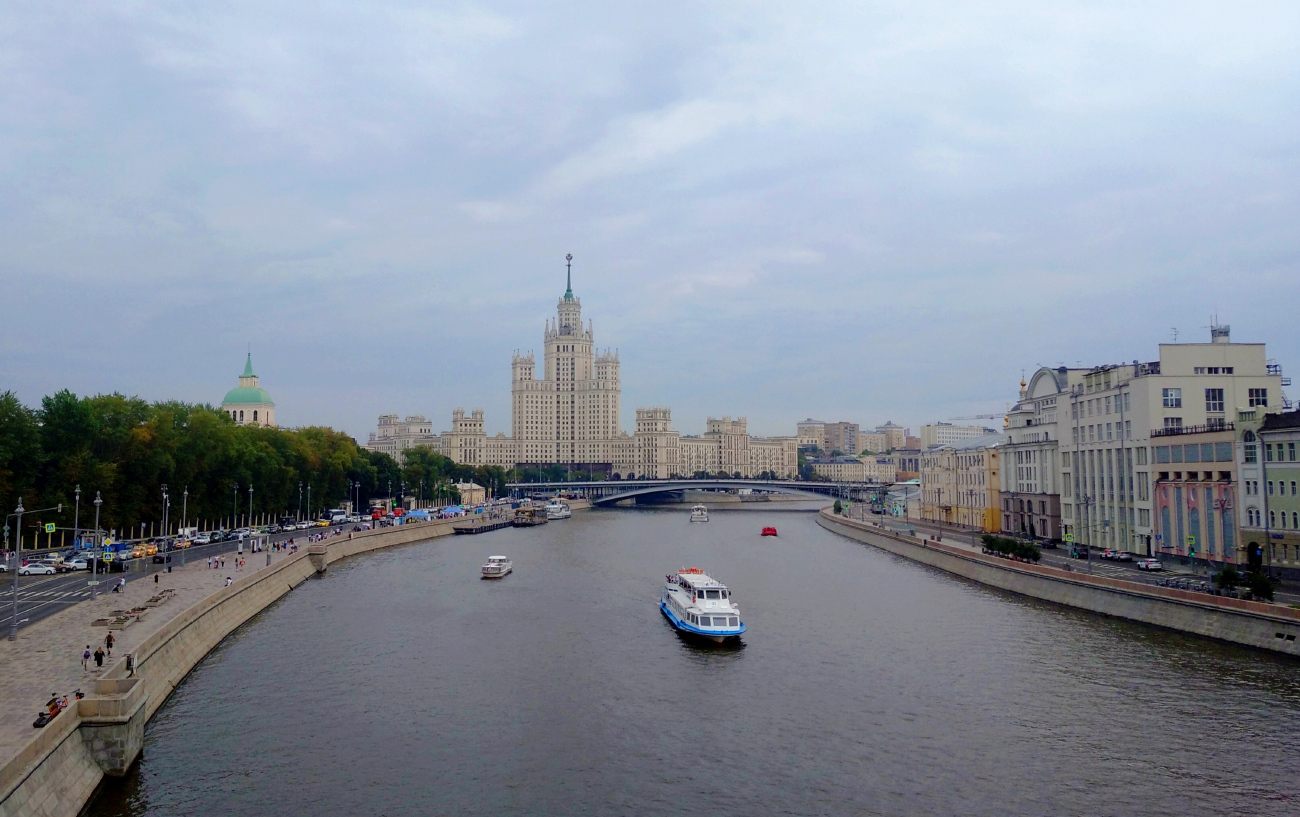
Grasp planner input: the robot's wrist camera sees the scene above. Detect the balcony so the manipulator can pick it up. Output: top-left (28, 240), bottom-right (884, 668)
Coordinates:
top-left (1150, 421), bottom-right (1234, 438)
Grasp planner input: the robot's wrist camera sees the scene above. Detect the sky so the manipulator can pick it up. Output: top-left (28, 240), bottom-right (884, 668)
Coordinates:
top-left (2, 1), bottom-right (1298, 441)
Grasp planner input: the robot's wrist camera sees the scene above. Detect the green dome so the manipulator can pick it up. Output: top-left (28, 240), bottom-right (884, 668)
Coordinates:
top-left (222, 386), bottom-right (274, 405)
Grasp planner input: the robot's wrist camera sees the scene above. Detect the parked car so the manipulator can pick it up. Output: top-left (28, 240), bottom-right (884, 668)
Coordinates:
top-left (1070, 546), bottom-right (1089, 559)
top-left (19, 562), bottom-right (57, 576)
top-left (65, 558), bottom-right (90, 571)
top-left (193, 533), bottom-right (212, 545)
top-left (1137, 559), bottom-right (1164, 571)
top-left (266, 524), bottom-right (281, 534)
top-left (1114, 552), bottom-right (1133, 562)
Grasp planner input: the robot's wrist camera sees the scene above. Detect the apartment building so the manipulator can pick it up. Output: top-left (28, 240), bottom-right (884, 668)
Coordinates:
top-left (1061, 325), bottom-right (1284, 556)
top-left (1243, 409), bottom-right (1300, 578)
top-left (823, 422), bottom-right (860, 456)
top-left (916, 433), bottom-right (1004, 532)
top-left (920, 422), bottom-right (994, 449)
top-left (1000, 369), bottom-right (1081, 542)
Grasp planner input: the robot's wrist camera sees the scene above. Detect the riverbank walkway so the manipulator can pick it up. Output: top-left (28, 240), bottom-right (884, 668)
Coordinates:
top-left (0, 546), bottom-right (301, 771)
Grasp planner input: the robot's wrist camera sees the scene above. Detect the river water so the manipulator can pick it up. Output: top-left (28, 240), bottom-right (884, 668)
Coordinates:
top-left (88, 507), bottom-right (1300, 816)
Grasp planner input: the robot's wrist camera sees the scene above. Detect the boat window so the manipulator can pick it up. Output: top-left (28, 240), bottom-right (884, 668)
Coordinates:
top-left (699, 616), bottom-right (711, 626)
top-left (729, 617), bottom-right (739, 626)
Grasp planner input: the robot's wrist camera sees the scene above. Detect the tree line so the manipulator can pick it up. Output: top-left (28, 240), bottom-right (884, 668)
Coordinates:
top-left (0, 390), bottom-right (508, 542)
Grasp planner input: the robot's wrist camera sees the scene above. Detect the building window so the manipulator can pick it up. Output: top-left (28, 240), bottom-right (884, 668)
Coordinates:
top-left (1205, 388), bottom-right (1224, 413)
top-left (1195, 367), bottom-right (1206, 374)
top-left (1163, 388), bottom-right (1182, 408)
top-left (1243, 431), bottom-right (1257, 463)
top-left (253, 410), bottom-right (258, 422)
top-left (1249, 388), bottom-right (1268, 407)
top-left (1268, 481), bottom-right (1274, 495)
top-left (1106, 423), bottom-right (1113, 440)
top-left (1164, 417), bottom-right (1183, 431)
top-left (1266, 443), bottom-right (1274, 461)
top-left (239, 410), bottom-right (244, 422)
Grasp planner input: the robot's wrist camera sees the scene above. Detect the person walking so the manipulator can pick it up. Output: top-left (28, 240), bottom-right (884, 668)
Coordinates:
top-left (126, 654), bottom-right (135, 677)
top-left (82, 646), bottom-right (91, 671)
top-left (206, 556), bottom-right (212, 569)
top-left (94, 647), bottom-right (105, 668)
top-left (105, 631), bottom-right (114, 657)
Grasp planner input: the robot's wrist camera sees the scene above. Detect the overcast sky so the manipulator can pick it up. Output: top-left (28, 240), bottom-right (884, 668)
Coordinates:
top-left (3, 1), bottom-right (1298, 440)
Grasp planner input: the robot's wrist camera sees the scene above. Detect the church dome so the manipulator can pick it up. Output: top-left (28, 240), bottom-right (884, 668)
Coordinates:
top-left (222, 353), bottom-right (275, 405)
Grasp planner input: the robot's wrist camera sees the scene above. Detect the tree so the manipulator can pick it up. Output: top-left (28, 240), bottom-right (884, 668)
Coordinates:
top-left (1213, 564), bottom-right (1240, 591)
top-left (0, 391), bottom-right (41, 518)
top-left (833, 499), bottom-right (842, 514)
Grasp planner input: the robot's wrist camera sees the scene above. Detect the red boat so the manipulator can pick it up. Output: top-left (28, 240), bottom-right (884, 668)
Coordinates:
top-left (761, 527), bottom-right (778, 537)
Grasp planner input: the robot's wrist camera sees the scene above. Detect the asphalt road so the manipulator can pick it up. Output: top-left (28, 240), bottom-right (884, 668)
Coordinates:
top-left (0, 524), bottom-right (354, 633)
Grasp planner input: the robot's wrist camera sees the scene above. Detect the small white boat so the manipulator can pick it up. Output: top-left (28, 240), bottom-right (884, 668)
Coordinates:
top-left (660, 568), bottom-right (745, 643)
top-left (545, 501), bottom-right (571, 520)
top-left (689, 504), bottom-right (709, 522)
top-left (481, 555), bottom-right (513, 579)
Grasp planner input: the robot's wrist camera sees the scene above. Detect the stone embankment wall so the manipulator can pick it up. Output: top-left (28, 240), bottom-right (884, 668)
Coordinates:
top-left (0, 510), bottom-right (517, 817)
top-left (818, 510), bottom-right (1300, 656)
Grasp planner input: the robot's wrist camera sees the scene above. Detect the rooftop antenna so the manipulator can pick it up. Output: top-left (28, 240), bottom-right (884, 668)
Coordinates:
top-left (1171, 327), bottom-right (1179, 343)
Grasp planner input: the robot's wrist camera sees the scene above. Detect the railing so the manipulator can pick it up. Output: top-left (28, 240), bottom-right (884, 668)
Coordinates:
top-left (1151, 421), bottom-right (1234, 438)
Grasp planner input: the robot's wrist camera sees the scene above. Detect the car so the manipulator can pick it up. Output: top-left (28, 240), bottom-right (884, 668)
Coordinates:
top-left (266, 524), bottom-right (281, 534)
top-left (0, 563), bottom-right (7, 572)
top-left (193, 533), bottom-right (212, 545)
top-left (65, 558), bottom-right (91, 571)
top-left (19, 562), bottom-right (57, 576)
top-left (1070, 546), bottom-right (1089, 559)
top-left (315, 520), bottom-right (331, 527)
top-left (1137, 559), bottom-right (1164, 571)
top-left (143, 543), bottom-right (159, 556)
top-left (131, 545), bottom-right (147, 559)
top-left (1114, 552), bottom-right (1133, 562)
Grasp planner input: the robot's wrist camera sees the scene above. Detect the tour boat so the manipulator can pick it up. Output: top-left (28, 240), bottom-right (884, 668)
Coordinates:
top-left (761, 527), bottom-right (778, 537)
top-left (512, 504), bottom-right (549, 527)
top-left (481, 555), bottom-right (513, 579)
top-left (545, 501), bottom-right (572, 520)
top-left (690, 505), bottom-right (709, 523)
top-left (660, 568), bottom-right (745, 643)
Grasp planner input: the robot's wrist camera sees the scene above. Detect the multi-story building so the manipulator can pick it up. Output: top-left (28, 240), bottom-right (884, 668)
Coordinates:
top-left (920, 422), bottom-right (994, 449)
top-left (916, 433), bottom-right (1004, 532)
top-left (364, 269), bottom-right (797, 478)
top-left (1244, 409), bottom-right (1300, 578)
top-left (999, 369), bottom-right (1080, 542)
top-left (823, 422), bottom-right (859, 456)
top-left (1150, 425), bottom-right (1240, 568)
top-left (796, 419), bottom-right (826, 451)
top-left (876, 421), bottom-right (907, 451)
top-left (1061, 325), bottom-right (1284, 557)
top-left (810, 456), bottom-right (867, 482)
top-left (858, 432), bottom-right (888, 454)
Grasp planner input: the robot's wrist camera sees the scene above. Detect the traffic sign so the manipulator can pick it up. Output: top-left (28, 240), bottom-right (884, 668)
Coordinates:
top-left (1186, 536), bottom-right (1195, 547)
top-left (1064, 533), bottom-right (1074, 543)
top-left (43, 523), bottom-right (55, 533)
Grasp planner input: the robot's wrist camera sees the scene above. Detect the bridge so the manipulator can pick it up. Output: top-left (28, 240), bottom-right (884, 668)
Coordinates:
top-left (506, 478), bottom-right (889, 507)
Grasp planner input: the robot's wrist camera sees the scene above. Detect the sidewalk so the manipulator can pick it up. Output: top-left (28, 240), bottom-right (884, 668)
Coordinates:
top-left (0, 548), bottom-right (295, 766)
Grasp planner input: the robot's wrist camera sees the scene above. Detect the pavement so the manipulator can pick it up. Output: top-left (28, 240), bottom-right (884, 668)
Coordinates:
top-left (849, 510), bottom-right (1300, 607)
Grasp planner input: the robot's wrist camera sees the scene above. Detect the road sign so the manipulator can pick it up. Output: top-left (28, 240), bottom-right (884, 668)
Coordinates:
top-left (43, 523), bottom-right (55, 533)
top-left (1064, 533), bottom-right (1074, 543)
top-left (1186, 536), bottom-right (1195, 547)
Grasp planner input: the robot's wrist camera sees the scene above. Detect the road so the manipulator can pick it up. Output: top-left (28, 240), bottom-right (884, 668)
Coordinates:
top-left (862, 513), bottom-right (1300, 606)
top-left (0, 524), bottom-right (355, 633)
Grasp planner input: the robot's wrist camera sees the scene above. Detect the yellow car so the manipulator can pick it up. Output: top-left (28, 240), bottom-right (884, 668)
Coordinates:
top-left (131, 545), bottom-right (146, 559)
top-left (143, 543), bottom-right (159, 556)
top-left (174, 539), bottom-right (192, 549)
top-left (315, 520), bottom-right (331, 527)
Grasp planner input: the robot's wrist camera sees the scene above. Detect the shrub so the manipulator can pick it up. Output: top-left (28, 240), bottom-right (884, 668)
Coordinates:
top-left (980, 534), bottom-right (1040, 563)
top-left (1246, 569), bottom-right (1276, 601)
top-left (833, 499), bottom-right (842, 515)
top-left (1213, 565), bottom-right (1240, 591)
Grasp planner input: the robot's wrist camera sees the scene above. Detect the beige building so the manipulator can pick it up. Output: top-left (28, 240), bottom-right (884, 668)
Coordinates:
top-left (858, 432), bottom-right (888, 454)
top-left (363, 268), bottom-right (797, 478)
top-left (823, 422), bottom-right (859, 455)
top-left (453, 482), bottom-right (487, 505)
top-left (221, 353), bottom-right (277, 428)
top-left (810, 457), bottom-right (867, 482)
top-left (876, 421), bottom-right (908, 451)
top-left (1060, 324), bottom-right (1284, 556)
top-left (920, 422), bottom-right (994, 449)
top-left (796, 419), bottom-right (826, 450)
top-left (916, 433), bottom-right (1004, 532)
top-left (1000, 369), bottom-right (1080, 542)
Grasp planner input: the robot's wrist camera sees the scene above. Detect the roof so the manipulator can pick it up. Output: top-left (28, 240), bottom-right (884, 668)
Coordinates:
top-left (940, 433), bottom-right (1006, 452)
top-left (222, 386), bottom-right (274, 406)
top-left (1261, 410), bottom-right (1300, 431)
top-left (242, 352), bottom-right (256, 378)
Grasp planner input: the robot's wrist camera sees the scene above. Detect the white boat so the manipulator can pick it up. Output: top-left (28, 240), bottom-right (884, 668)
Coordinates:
top-left (689, 504), bottom-right (709, 522)
top-left (545, 501), bottom-right (571, 520)
top-left (660, 568), bottom-right (745, 643)
top-left (481, 555), bottom-right (513, 579)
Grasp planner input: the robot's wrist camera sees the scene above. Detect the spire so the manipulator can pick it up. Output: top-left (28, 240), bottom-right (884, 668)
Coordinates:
top-left (242, 351), bottom-right (255, 378)
top-left (564, 253), bottom-right (574, 300)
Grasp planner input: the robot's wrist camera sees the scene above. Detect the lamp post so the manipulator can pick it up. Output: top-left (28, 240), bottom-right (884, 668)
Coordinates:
top-left (233, 484), bottom-right (239, 531)
top-left (248, 485), bottom-right (254, 529)
top-left (307, 484), bottom-right (312, 522)
top-left (181, 487), bottom-right (188, 566)
top-left (298, 481), bottom-right (303, 522)
top-left (73, 485), bottom-right (81, 550)
top-left (91, 492), bottom-right (102, 598)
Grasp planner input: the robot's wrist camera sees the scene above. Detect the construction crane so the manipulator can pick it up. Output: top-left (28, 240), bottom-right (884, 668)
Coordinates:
top-left (947, 413), bottom-right (1003, 421)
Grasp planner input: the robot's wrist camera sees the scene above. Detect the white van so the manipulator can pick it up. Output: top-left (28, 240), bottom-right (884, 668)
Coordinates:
top-left (327, 509), bottom-right (348, 525)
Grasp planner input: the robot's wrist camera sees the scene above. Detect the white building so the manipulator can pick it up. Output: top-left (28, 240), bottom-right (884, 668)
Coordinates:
top-left (920, 422), bottom-right (995, 449)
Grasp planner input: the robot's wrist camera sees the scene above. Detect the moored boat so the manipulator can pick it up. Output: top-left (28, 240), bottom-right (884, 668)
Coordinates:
top-left (481, 555), bottom-right (513, 578)
top-left (512, 504), bottom-right (549, 527)
top-left (689, 504), bottom-right (709, 522)
top-left (761, 526), bottom-right (778, 537)
top-left (660, 568), bottom-right (745, 643)
top-left (545, 501), bottom-right (572, 520)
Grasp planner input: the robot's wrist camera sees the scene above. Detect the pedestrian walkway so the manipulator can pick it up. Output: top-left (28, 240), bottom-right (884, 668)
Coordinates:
top-left (0, 549), bottom-right (296, 768)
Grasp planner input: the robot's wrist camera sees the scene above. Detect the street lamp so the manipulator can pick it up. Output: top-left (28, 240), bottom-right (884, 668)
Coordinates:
top-left (307, 484), bottom-right (312, 522)
top-left (248, 485), bottom-right (254, 528)
top-left (233, 483), bottom-right (239, 531)
top-left (298, 481), bottom-right (303, 522)
top-left (181, 487), bottom-right (189, 566)
top-left (91, 492), bottom-right (102, 598)
top-left (73, 485), bottom-right (81, 550)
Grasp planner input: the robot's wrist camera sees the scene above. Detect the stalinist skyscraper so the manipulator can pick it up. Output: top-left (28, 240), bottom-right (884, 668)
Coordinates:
top-left (511, 255), bottom-right (622, 466)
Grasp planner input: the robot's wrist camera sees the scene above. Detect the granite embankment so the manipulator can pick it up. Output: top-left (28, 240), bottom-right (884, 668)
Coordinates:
top-left (818, 509), bottom-right (1300, 656)
top-left (0, 503), bottom-right (588, 817)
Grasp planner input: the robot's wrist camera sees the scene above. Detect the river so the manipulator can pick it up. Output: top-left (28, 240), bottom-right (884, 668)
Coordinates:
top-left (88, 506), bottom-right (1300, 816)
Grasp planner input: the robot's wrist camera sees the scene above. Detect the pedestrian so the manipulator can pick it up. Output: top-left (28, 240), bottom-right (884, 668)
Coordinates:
top-left (206, 556), bottom-right (212, 569)
top-left (154, 573), bottom-right (159, 584)
top-left (105, 631), bottom-right (114, 656)
top-left (94, 647), bottom-right (105, 668)
top-left (126, 654), bottom-right (135, 677)
top-left (82, 645), bottom-right (91, 670)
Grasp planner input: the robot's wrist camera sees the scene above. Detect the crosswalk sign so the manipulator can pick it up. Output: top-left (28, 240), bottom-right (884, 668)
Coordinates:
top-left (43, 523), bottom-right (55, 533)
top-left (1064, 533), bottom-right (1074, 543)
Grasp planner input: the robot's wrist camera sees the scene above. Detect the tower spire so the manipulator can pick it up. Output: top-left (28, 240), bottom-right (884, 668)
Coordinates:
top-left (564, 253), bottom-right (574, 300)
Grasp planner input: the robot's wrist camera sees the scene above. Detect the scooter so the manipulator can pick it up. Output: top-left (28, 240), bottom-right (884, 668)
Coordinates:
top-left (33, 690), bottom-right (82, 728)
